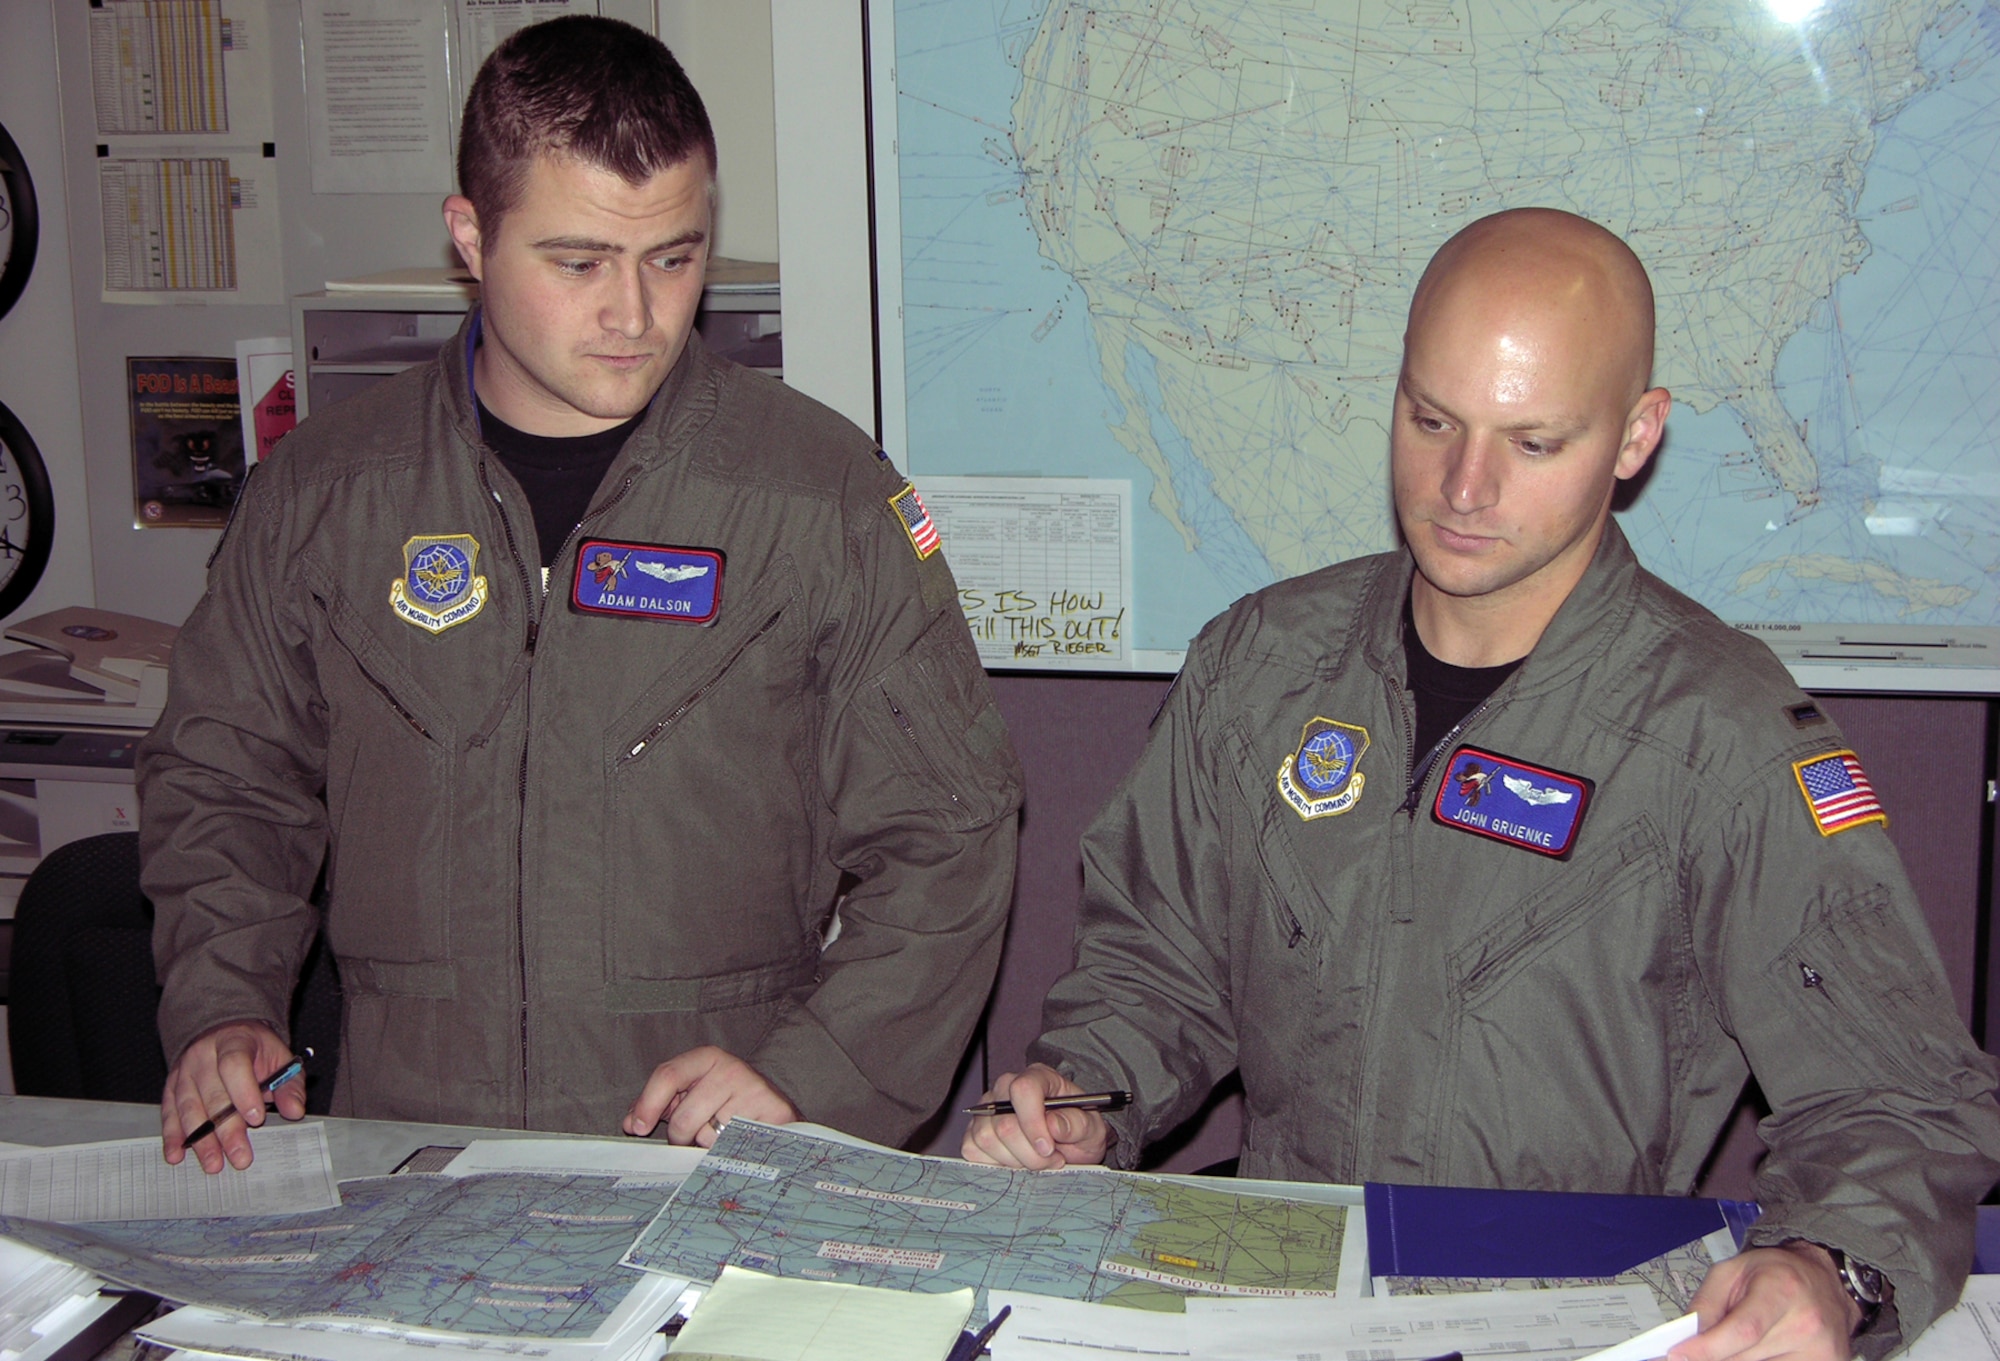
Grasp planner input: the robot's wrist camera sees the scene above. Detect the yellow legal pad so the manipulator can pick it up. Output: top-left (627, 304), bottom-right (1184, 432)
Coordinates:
top-left (668, 1265), bottom-right (974, 1361)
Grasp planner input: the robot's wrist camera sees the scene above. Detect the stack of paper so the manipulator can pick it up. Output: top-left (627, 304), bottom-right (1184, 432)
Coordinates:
top-left (138, 1276), bottom-right (693, 1361)
top-left (1902, 1276), bottom-right (2000, 1359)
top-left (981, 1286), bottom-right (1696, 1361)
top-left (0, 1235), bottom-right (133, 1361)
top-left (0, 1123), bottom-right (339, 1223)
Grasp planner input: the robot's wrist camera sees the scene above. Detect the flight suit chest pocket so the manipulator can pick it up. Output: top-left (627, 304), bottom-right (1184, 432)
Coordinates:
top-left (309, 583), bottom-right (455, 964)
top-left (1445, 819), bottom-right (1669, 1006)
top-left (1425, 819), bottom-right (1674, 1184)
top-left (602, 564), bottom-right (810, 982)
top-left (1220, 715), bottom-right (1334, 957)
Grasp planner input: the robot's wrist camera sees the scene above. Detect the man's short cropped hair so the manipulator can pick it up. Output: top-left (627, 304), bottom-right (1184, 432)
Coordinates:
top-left (457, 15), bottom-right (717, 236)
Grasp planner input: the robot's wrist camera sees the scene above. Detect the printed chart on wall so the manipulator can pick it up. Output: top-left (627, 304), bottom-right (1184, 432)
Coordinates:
top-left (88, 0), bottom-right (282, 304)
top-left (868, 1), bottom-right (2000, 685)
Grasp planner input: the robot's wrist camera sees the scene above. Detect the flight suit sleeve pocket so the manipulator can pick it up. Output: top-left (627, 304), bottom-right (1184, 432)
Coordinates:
top-left (862, 607), bottom-right (1022, 831)
top-left (1762, 888), bottom-right (1988, 1101)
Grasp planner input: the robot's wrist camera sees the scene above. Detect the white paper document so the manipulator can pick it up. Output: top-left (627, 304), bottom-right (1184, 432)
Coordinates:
top-left (1577, 1311), bottom-right (1698, 1361)
top-left (0, 1121), bottom-right (338, 1222)
top-left (97, 148), bottom-right (284, 304)
top-left (986, 1291), bottom-right (1191, 1360)
top-left (302, 0), bottom-right (455, 193)
top-left (1185, 1286), bottom-right (1668, 1361)
top-left (441, 1137), bottom-right (704, 1186)
top-left (88, 0), bottom-right (275, 140)
top-left (915, 476), bottom-right (1133, 669)
top-left (454, 0), bottom-right (600, 105)
top-left (1904, 1275), bottom-right (2000, 1358)
top-left (987, 1285), bottom-right (1671, 1361)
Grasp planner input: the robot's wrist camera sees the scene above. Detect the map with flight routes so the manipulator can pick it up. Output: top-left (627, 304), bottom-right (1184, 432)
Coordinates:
top-left (1383, 1237), bottom-right (1722, 1321)
top-left (875, 0), bottom-right (2000, 664)
top-left (0, 1173), bottom-right (671, 1338)
top-left (625, 1122), bottom-right (1347, 1312)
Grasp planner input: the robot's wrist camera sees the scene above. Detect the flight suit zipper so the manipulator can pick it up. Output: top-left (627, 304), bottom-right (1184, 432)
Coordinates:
top-left (618, 607), bottom-right (786, 764)
top-left (477, 457), bottom-right (644, 1127)
top-left (312, 598), bottom-right (435, 742)
top-left (550, 473), bottom-right (639, 595)
top-left (477, 458), bottom-right (541, 1128)
top-left (887, 694), bottom-right (965, 811)
top-left (1397, 697), bottom-right (1496, 816)
top-left (1358, 672), bottom-right (1494, 1176)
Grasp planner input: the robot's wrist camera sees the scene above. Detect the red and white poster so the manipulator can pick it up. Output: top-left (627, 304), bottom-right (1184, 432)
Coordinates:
top-left (234, 336), bottom-right (296, 463)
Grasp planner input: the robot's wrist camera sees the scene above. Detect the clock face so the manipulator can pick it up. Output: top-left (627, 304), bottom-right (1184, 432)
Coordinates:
top-left (0, 119), bottom-right (37, 323)
top-left (0, 400), bottom-right (54, 620)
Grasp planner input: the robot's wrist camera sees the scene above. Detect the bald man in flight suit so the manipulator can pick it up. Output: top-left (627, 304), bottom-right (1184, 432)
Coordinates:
top-left (966, 209), bottom-right (2000, 1360)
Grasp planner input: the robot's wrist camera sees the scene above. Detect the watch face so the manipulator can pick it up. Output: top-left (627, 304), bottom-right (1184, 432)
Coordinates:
top-left (1845, 1257), bottom-right (1887, 1305)
top-left (0, 400), bottom-right (54, 620)
top-left (0, 119), bottom-right (38, 323)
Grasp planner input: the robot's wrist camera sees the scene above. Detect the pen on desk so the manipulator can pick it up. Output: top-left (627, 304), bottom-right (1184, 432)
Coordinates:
top-left (179, 1047), bottom-right (313, 1149)
top-left (947, 1303), bottom-right (1011, 1361)
top-left (971, 1303), bottom-right (1012, 1351)
top-left (962, 1090), bottom-right (1132, 1117)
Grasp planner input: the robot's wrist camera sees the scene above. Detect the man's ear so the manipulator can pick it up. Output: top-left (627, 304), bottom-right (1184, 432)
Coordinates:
top-left (443, 195), bottom-right (485, 280)
top-left (1615, 387), bottom-right (1671, 480)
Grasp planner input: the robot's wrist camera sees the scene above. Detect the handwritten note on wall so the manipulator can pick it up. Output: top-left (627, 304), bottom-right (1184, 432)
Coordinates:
top-left (914, 477), bottom-right (1132, 669)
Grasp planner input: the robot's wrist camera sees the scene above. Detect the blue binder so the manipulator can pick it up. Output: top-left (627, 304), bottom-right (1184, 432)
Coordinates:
top-left (1365, 1182), bottom-right (1762, 1279)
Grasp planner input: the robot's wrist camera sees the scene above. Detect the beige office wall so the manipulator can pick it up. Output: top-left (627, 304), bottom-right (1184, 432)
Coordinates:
top-left (657, 2), bottom-right (780, 264)
top-left (0, 2), bottom-right (98, 619)
top-left (769, 0), bottom-right (874, 433)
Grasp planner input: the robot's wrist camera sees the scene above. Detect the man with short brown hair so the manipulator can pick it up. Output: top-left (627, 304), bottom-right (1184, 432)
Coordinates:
top-left (967, 209), bottom-right (2000, 1360)
top-left (145, 15), bottom-right (1019, 1171)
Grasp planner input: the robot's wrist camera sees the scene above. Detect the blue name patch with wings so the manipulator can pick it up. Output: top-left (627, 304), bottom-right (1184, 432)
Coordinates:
top-left (1432, 745), bottom-right (1594, 859)
top-left (571, 539), bottom-right (724, 623)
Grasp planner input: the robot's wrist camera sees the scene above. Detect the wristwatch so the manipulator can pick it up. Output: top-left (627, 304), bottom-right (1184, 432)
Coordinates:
top-left (1820, 1244), bottom-right (1890, 1335)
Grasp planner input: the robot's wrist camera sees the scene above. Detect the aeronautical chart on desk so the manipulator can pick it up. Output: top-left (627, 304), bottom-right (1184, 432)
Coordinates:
top-left (0, 1173), bottom-right (670, 1338)
top-left (872, 0), bottom-right (2000, 670)
top-left (625, 1122), bottom-right (1358, 1313)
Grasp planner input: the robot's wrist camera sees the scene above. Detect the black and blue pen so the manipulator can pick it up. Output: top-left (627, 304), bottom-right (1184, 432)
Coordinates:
top-left (179, 1047), bottom-right (313, 1149)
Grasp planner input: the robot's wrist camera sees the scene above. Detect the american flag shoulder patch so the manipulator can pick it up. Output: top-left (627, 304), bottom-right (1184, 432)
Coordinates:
top-left (1792, 749), bottom-right (1887, 836)
top-left (889, 481), bottom-right (941, 560)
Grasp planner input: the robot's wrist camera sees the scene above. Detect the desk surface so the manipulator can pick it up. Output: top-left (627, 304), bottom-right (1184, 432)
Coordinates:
top-left (0, 1094), bottom-right (616, 1179)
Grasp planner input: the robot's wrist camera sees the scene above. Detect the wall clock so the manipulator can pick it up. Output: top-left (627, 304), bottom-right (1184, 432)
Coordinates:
top-left (0, 119), bottom-right (37, 323)
top-left (0, 400), bottom-right (55, 619)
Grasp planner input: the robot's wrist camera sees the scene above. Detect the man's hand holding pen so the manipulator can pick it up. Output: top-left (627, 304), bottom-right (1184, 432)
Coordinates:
top-left (961, 1063), bottom-right (1118, 1170)
top-left (161, 1020), bottom-right (308, 1174)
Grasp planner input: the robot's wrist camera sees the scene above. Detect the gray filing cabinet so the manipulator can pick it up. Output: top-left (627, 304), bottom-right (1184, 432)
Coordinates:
top-left (289, 270), bottom-right (782, 419)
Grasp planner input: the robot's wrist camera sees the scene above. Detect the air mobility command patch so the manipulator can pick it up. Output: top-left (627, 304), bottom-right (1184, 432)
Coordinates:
top-left (1433, 746), bottom-right (1593, 858)
top-left (889, 481), bottom-right (941, 559)
top-left (572, 539), bottom-right (724, 623)
top-left (1278, 717), bottom-right (1369, 820)
top-left (1793, 749), bottom-right (1886, 836)
top-left (390, 534), bottom-right (489, 634)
